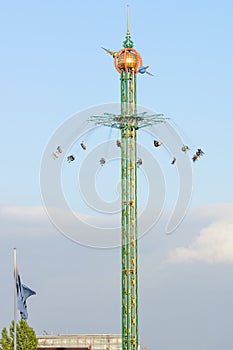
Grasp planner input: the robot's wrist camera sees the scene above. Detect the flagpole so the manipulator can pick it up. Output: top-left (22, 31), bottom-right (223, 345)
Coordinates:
top-left (13, 248), bottom-right (17, 350)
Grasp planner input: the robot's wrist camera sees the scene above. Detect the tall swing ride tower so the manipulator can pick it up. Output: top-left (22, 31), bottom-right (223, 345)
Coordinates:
top-left (90, 8), bottom-right (166, 350)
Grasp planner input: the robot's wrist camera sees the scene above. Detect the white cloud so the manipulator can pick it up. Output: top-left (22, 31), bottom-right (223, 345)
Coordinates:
top-left (0, 205), bottom-right (55, 237)
top-left (0, 206), bottom-right (45, 221)
top-left (191, 202), bottom-right (233, 221)
top-left (0, 205), bottom-right (121, 244)
top-left (167, 218), bottom-right (233, 264)
top-left (2, 202), bottom-right (233, 254)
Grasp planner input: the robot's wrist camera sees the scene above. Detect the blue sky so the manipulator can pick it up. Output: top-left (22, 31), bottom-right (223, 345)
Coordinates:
top-left (0, 1), bottom-right (233, 349)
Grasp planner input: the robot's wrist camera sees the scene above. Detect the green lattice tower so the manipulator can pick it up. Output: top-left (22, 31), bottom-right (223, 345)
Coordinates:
top-left (120, 30), bottom-right (139, 350)
top-left (90, 9), bottom-right (167, 350)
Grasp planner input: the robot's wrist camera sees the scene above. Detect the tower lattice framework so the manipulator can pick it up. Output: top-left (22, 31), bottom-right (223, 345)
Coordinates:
top-left (90, 9), bottom-right (167, 350)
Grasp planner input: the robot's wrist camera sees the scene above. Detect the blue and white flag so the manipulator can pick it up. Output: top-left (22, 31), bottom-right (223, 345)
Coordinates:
top-left (15, 268), bottom-right (36, 320)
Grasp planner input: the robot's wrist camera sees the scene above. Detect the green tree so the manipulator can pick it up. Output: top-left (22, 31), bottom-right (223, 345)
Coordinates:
top-left (0, 320), bottom-right (38, 350)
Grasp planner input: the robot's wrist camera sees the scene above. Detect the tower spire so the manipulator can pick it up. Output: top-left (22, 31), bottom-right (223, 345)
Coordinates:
top-left (126, 4), bottom-right (130, 36)
top-left (123, 5), bottom-right (134, 48)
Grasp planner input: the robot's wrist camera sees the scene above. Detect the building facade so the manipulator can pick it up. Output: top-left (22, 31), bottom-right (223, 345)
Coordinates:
top-left (37, 334), bottom-right (122, 350)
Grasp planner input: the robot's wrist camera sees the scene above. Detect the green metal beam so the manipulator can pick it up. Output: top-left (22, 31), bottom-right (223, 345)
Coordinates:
top-left (121, 70), bottom-right (138, 350)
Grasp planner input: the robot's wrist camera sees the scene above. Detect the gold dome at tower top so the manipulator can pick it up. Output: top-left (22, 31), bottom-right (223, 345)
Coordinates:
top-left (114, 48), bottom-right (143, 73)
top-left (118, 51), bottom-right (138, 69)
